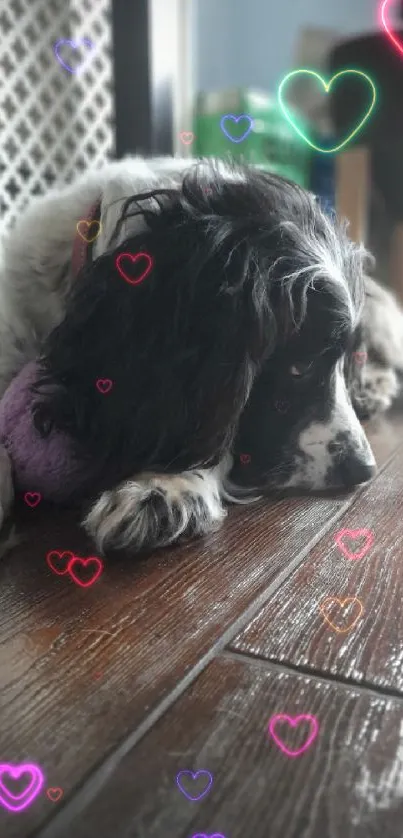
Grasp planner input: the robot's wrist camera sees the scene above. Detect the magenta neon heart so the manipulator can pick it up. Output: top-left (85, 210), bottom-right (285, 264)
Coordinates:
top-left (334, 527), bottom-right (374, 560)
top-left (268, 714), bottom-right (319, 757)
top-left (176, 769), bottom-right (213, 801)
top-left (0, 763), bottom-right (44, 813)
top-left (220, 114), bottom-right (253, 143)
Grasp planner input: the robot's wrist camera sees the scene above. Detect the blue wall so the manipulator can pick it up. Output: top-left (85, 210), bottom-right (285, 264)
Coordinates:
top-left (193, 0), bottom-right (381, 94)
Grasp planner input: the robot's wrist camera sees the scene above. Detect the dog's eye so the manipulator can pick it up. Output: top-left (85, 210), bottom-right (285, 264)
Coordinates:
top-left (289, 362), bottom-right (313, 377)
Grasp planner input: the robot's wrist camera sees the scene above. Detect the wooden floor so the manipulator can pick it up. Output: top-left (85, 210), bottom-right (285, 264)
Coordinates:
top-left (1, 407), bottom-right (403, 838)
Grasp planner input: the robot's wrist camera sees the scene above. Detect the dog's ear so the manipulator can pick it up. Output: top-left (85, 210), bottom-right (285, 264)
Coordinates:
top-left (33, 191), bottom-right (276, 483)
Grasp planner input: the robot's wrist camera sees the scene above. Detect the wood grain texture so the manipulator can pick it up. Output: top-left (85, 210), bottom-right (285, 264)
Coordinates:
top-left (0, 411), bottom-right (401, 837)
top-left (36, 655), bottom-right (403, 838)
top-left (230, 443), bottom-right (403, 691)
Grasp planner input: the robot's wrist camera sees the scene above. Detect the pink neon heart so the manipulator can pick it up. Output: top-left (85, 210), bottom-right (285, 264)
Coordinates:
top-left (115, 252), bottom-right (153, 286)
top-left (0, 763), bottom-right (44, 813)
top-left (96, 378), bottom-right (113, 394)
top-left (24, 491), bottom-right (41, 508)
top-left (353, 351), bottom-right (367, 365)
top-left (46, 786), bottom-right (63, 802)
top-left (239, 453), bottom-right (251, 465)
top-left (180, 131), bottom-right (195, 145)
top-left (67, 556), bottom-right (104, 588)
top-left (46, 550), bottom-right (75, 576)
top-left (334, 528), bottom-right (374, 560)
top-left (268, 714), bottom-right (319, 757)
top-left (380, 0), bottom-right (403, 56)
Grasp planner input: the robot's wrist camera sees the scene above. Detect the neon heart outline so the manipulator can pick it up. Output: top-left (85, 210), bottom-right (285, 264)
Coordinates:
top-left (278, 69), bottom-right (377, 153)
top-left (191, 834), bottom-right (227, 838)
top-left (268, 714), bottom-right (319, 757)
top-left (380, 0), bottom-right (403, 56)
top-left (53, 38), bottom-right (94, 74)
top-left (67, 555), bottom-right (104, 588)
top-left (115, 252), bottom-right (154, 286)
top-left (24, 492), bottom-right (41, 508)
top-left (334, 528), bottom-right (374, 560)
top-left (46, 787), bottom-right (63, 802)
top-left (239, 453), bottom-right (251, 465)
top-left (353, 351), bottom-right (367, 365)
top-left (320, 596), bottom-right (364, 634)
top-left (96, 378), bottom-right (113, 394)
top-left (176, 769), bottom-right (213, 801)
top-left (76, 219), bottom-right (102, 244)
top-left (0, 763), bottom-right (44, 813)
top-left (220, 114), bottom-right (253, 144)
top-left (46, 550), bottom-right (75, 576)
top-left (180, 131), bottom-right (195, 145)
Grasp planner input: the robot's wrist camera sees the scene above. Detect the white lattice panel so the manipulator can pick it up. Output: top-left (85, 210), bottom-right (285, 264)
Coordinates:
top-left (0, 0), bottom-right (114, 228)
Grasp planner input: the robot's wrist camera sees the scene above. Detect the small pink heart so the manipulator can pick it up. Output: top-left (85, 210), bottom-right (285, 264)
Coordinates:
top-left (268, 714), bottom-right (319, 757)
top-left (67, 556), bottom-right (104, 588)
top-left (353, 351), bottom-right (367, 365)
top-left (24, 492), bottom-right (41, 508)
top-left (96, 378), bottom-right (113, 394)
top-left (240, 453), bottom-right (251, 465)
top-left (179, 131), bottom-right (195, 145)
top-left (334, 527), bottom-right (374, 561)
top-left (115, 251), bottom-right (153, 286)
top-left (46, 787), bottom-right (63, 802)
top-left (46, 550), bottom-right (74, 576)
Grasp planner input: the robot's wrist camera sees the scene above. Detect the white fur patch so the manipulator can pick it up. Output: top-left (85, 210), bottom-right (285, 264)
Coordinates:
top-left (84, 463), bottom-right (228, 552)
top-left (284, 365), bottom-right (375, 490)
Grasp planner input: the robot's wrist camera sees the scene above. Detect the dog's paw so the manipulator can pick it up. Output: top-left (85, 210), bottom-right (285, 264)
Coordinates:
top-left (351, 362), bottom-right (400, 419)
top-left (83, 470), bottom-right (226, 553)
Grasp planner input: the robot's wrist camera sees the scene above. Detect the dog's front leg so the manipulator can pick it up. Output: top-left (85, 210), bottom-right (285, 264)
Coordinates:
top-left (83, 464), bottom-right (229, 553)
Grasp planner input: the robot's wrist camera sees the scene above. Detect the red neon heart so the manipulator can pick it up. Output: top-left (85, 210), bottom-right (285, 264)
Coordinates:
top-left (334, 528), bottom-right (374, 560)
top-left (381, 0), bottom-right (403, 55)
top-left (115, 252), bottom-right (153, 286)
top-left (96, 378), bottom-right (113, 394)
top-left (24, 492), bottom-right (41, 508)
top-left (46, 550), bottom-right (75, 576)
top-left (240, 453), bottom-right (251, 464)
top-left (67, 556), bottom-right (104, 588)
top-left (179, 131), bottom-right (194, 145)
top-left (46, 787), bottom-right (63, 802)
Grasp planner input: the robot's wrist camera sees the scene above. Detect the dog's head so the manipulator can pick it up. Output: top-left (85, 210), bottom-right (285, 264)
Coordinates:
top-left (33, 159), bottom-right (375, 492)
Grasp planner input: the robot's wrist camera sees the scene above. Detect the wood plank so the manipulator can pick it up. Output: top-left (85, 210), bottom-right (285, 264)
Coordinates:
top-left (36, 655), bottom-right (403, 838)
top-left (230, 440), bottom-right (403, 692)
top-left (0, 412), bottom-right (401, 837)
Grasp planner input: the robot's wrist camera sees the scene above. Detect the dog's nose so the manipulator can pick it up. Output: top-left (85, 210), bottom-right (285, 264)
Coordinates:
top-left (339, 457), bottom-right (376, 488)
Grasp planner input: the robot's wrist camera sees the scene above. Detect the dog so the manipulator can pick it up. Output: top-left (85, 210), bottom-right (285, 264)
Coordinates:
top-left (0, 156), bottom-right (402, 552)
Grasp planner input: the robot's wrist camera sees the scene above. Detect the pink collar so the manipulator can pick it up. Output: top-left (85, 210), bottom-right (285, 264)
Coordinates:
top-left (72, 201), bottom-right (101, 277)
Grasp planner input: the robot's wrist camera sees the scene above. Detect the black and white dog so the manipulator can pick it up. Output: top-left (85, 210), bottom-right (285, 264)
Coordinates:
top-left (0, 156), bottom-right (402, 552)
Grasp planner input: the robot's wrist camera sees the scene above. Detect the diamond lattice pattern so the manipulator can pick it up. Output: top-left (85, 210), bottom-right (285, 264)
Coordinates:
top-left (0, 0), bottom-right (114, 228)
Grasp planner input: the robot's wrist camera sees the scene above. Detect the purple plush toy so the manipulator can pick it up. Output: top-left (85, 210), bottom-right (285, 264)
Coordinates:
top-left (0, 361), bottom-right (96, 503)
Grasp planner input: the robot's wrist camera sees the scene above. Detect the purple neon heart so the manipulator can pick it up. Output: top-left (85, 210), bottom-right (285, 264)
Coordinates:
top-left (220, 114), bottom-right (253, 143)
top-left (191, 834), bottom-right (226, 837)
top-left (176, 769), bottom-right (213, 801)
top-left (53, 38), bottom-right (94, 74)
top-left (0, 763), bottom-right (44, 813)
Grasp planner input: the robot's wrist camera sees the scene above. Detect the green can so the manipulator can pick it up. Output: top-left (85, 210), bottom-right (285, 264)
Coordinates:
top-left (193, 88), bottom-right (312, 188)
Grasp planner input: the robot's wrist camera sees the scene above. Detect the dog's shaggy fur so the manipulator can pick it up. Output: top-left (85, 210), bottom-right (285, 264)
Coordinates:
top-left (0, 156), bottom-right (402, 552)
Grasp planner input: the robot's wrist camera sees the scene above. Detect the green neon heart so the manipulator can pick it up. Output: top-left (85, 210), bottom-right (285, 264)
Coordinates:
top-left (278, 69), bottom-right (377, 154)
